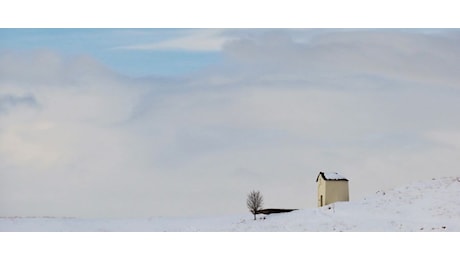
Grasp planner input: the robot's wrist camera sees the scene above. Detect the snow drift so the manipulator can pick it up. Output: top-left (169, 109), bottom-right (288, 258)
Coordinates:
top-left (1, 176), bottom-right (459, 231)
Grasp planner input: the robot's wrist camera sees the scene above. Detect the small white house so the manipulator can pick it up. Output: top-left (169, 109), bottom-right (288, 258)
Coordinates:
top-left (316, 172), bottom-right (349, 207)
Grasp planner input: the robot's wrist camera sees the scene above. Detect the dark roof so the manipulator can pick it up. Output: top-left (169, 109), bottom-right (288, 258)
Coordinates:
top-left (316, 172), bottom-right (348, 182)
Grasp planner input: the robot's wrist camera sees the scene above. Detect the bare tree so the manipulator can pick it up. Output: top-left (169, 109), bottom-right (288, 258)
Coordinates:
top-left (246, 190), bottom-right (264, 220)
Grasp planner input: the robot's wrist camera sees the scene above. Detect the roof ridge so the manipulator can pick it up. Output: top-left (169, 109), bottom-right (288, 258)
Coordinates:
top-left (316, 171), bottom-right (348, 182)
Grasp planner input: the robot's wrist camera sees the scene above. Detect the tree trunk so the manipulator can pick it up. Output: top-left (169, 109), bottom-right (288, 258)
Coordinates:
top-left (253, 213), bottom-right (256, 220)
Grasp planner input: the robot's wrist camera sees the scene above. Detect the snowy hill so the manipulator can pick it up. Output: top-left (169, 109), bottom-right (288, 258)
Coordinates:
top-left (1, 176), bottom-right (459, 231)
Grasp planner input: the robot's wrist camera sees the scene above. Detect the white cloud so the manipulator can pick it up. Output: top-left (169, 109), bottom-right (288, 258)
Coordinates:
top-left (113, 29), bottom-right (232, 52)
top-left (221, 30), bottom-right (460, 88)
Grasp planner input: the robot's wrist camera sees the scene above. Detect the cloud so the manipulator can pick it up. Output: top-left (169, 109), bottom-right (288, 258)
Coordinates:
top-left (0, 50), bottom-right (148, 217)
top-left (0, 94), bottom-right (38, 113)
top-left (221, 30), bottom-right (460, 88)
top-left (113, 29), bottom-right (232, 52)
top-left (0, 49), bottom-right (119, 86)
top-left (1, 29), bottom-right (460, 218)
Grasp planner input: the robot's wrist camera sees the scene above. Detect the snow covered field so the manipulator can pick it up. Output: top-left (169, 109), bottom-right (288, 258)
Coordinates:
top-left (1, 176), bottom-right (459, 231)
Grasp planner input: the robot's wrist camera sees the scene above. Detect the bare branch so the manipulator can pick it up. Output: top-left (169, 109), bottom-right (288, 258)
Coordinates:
top-left (246, 190), bottom-right (264, 220)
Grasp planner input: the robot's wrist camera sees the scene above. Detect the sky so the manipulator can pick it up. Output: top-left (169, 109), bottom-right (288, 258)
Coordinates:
top-left (1, 28), bottom-right (460, 218)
